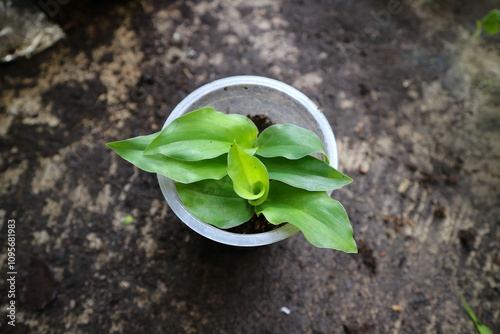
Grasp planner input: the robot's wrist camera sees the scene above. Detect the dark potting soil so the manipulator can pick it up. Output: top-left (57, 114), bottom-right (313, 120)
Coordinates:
top-left (247, 114), bottom-right (273, 133)
top-left (226, 213), bottom-right (284, 234)
top-left (225, 114), bottom-right (285, 234)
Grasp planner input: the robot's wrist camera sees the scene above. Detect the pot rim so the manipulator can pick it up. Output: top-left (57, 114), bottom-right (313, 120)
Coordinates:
top-left (158, 75), bottom-right (338, 247)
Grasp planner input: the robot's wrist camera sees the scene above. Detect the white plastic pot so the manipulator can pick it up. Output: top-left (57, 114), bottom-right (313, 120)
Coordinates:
top-left (158, 75), bottom-right (338, 247)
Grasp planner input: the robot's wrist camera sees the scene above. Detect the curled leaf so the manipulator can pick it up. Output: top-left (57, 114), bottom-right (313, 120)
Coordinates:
top-left (228, 141), bottom-right (269, 205)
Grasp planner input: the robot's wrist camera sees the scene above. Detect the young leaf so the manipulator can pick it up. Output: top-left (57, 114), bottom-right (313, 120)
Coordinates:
top-left (175, 176), bottom-right (254, 229)
top-left (460, 294), bottom-right (492, 334)
top-left (107, 133), bottom-right (228, 183)
top-left (228, 141), bottom-right (269, 205)
top-left (259, 155), bottom-right (352, 191)
top-left (256, 124), bottom-right (326, 160)
top-left (122, 215), bottom-right (134, 225)
top-left (483, 9), bottom-right (500, 35)
top-left (144, 107), bottom-right (258, 160)
top-left (256, 182), bottom-right (357, 252)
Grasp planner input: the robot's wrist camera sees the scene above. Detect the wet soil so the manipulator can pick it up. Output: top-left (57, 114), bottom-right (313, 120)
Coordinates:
top-left (1, 0), bottom-right (499, 333)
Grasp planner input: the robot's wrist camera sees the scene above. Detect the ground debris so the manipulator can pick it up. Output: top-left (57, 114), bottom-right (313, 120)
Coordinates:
top-left (420, 171), bottom-right (439, 185)
top-left (343, 323), bottom-right (374, 334)
top-left (433, 206), bottom-right (448, 218)
top-left (391, 305), bottom-right (403, 312)
top-left (357, 240), bottom-right (377, 275)
top-left (443, 173), bottom-right (458, 185)
top-left (384, 215), bottom-right (410, 233)
top-left (458, 227), bottom-right (476, 250)
top-left (17, 252), bottom-right (60, 310)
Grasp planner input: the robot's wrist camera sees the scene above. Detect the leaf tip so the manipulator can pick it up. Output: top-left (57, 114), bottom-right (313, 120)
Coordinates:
top-left (347, 241), bottom-right (358, 254)
top-left (106, 141), bottom-right (118, 151)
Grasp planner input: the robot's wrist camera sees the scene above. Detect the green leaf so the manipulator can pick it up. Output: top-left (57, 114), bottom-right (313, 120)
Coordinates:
top-left (256, 182), bottom-right (357, 252)
top-left (260, 156), bottom-right (352, 191)
top-left (256, 124), bottom-right (327, 160)
top-left (122, 215), bottom-right (134, 224)
top-left (228, 141), bottom-right (269, 205)
top-left (107, 133), bottom-right (228, 183)
top-left (460, 294), bottom-right (492, 334)
top-left (483, 9), bottom-right (500, 35)
top-left (144, 107), bottom-right (258, 160)
top-left (175, 176), bottom-right (254, 229)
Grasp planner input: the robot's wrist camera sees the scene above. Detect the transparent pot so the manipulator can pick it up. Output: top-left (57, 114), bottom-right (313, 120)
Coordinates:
top-left (158, 75), bottom-right (338, 247)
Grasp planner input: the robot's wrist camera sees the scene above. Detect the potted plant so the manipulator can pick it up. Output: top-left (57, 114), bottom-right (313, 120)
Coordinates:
top-left (107, 76), bottom-right (357, 252)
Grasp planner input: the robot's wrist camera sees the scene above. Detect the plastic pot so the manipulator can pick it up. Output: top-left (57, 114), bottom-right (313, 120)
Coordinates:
top-left (158, 75), bottom-right (338, 247)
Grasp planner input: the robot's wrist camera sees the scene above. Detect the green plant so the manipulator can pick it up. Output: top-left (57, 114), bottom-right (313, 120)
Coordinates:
top-left (122, 215), bottom-right (134, 225)
top-left (474, 9), bottom-right (500, 38)
top-left (460, 294), bottom-right (492, 334)
top-left (107, 107), bottom-right (357, 252)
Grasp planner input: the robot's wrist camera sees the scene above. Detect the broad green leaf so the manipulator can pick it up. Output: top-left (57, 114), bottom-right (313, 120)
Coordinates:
top-left (144, 107), bottom-right (258, 160)
top-left (256, 182), bottom-right (357, 252)
top-left (107, 133), bottom-right (228, 183)
top-left (260, 156), bottom-right (352, 191)
top-left (228, 141), bottom-right (269, 205)
top-left (175, 176), bottom-right (253, 229)
top-left (256, 124), bottom-right (327, 160)
top-left (460, 294), bottom-right (492, 334)
top-left (483, 9), bottom-right (500, 35)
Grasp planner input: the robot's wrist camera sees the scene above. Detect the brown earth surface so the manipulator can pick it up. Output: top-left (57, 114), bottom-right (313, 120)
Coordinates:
top-left (1, 0), bottom-right (499, 333)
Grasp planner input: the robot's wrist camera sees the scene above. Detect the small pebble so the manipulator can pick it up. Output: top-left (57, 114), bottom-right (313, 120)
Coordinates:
top-left (173, 32), bottom-right (183, 43)
top-left (280, 306), bottom-right (291, 315)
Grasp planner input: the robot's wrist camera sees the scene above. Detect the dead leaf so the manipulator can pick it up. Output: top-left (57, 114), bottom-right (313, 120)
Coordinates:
top-left (391, 305), bottom-right (403, 312)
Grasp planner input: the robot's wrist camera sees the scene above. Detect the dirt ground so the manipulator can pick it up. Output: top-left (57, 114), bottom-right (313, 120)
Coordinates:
top-left (1, 0), bottom-right (499, 333)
